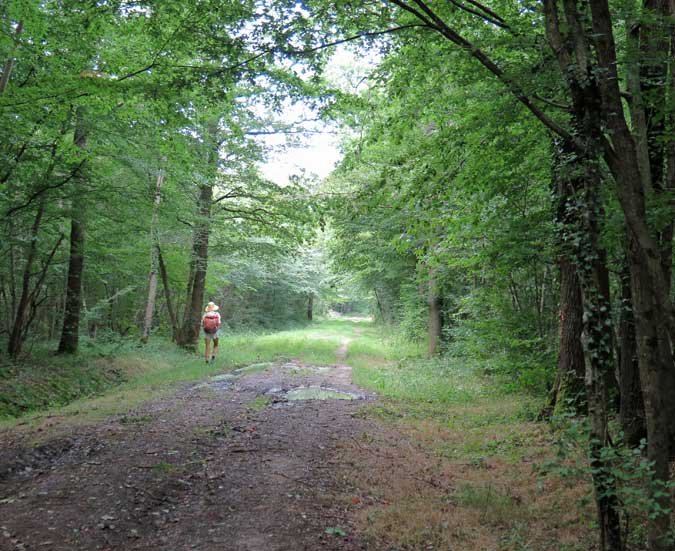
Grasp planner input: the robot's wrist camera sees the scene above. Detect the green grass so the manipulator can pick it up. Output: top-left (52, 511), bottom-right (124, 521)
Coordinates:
top-left (352, 356), bottom-right (486, 407)
top-left (349, 344), bottom-right (543, 465)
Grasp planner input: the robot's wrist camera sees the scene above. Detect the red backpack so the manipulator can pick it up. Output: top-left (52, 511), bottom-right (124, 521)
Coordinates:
top-left (203, 312), bottom-right (220, 333)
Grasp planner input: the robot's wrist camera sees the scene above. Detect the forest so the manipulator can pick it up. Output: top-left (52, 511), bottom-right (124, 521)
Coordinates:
top-left (1, 1), bottom-right (674, 550)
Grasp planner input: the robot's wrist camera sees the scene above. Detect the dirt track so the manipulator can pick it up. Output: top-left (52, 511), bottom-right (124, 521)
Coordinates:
top-left (0, 355), bottom-right (384, 551)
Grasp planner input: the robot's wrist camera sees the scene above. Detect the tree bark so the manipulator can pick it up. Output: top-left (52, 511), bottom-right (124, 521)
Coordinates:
top-left (7, 199), bottom-right (45, 357)
top-left (57, 210), bottom-right (85, 354)
top-left (547, 138), bottom-right (588, 417)
top-left (307, 292), bottom-right (314, 321)
top-left (176, 122), bottom-right (218, 350)
top-left (548, 256), bottom-right (585, 416)
top-left (57, 110), bottom-right (87, 354)
top-left (176, 181), bottom-right (213, 349)
top-left (157, 243), bottom-right (179, 342)
top-left (555, 131), bottom-right (622, 551)
top-left (576, 186), bottom-right (623, 551)
top-left (373, 287), bottom-right (385, 322)
top-left (140, 162), bottom-right (165, 343)
top-left (618, 254), bottom-right (646, 447)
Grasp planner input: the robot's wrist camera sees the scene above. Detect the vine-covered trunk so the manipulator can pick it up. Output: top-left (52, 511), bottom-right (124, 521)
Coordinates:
top-left (548, 148), bottom-right (587, 416)
top-left (581, 263), bottom-right (623, 551)
top-left (555, 135), bottom-right (623, 551)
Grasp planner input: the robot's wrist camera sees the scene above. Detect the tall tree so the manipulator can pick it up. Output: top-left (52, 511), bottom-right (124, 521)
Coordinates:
top-left (177, 122), bottom-right (218, 349)
top-left (57, 108), bottom-right (88, 354)
top-left (140, 159), bottom-right (166, 343)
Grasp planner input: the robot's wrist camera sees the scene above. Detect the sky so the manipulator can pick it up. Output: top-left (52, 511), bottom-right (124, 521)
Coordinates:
top-left (258, 116), bottom-right (341, 185)
top-left (257, 46), bottom-right (379, 186)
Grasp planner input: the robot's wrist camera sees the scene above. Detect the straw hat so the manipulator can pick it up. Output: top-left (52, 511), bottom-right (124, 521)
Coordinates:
top-left (205, 302), bottom-right (219, 312)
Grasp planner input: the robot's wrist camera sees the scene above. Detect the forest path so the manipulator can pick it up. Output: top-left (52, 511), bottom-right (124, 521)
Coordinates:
top-left (0, 336), bottom-right (387, 551)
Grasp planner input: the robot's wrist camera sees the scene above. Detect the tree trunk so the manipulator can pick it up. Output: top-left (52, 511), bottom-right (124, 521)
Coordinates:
top-left (8, 229), bottom-right (17, 329)
top-left (618, 254), bottom-right (646, 447)
top-left (57, 212), bottom-right (85, 354)
top-left (548, 256), bottom-right (585, 416)
top-left (57, 110), bottom-right (87, 354)
top-left (7, 199), bottom-right (45, 357)
top-left (140, 162), bottom-right (165, 343)
top-left (176, 182), bottom-right (212, 349)
top-left (157, 243), bottom-right (179, 342)
top-left (1, 284), bottom-right (12, 336)
top-left (373, 287), bottom-right (385, 322)
top-left (307, 292), bottom-right (314, 321)
top-left (555, 135), bottom-right (623, 551)
top-left (427, 268), bottom-right (442, 356)
top-left (176, 123), bottom-right (218, 350)
top-left (184, 255), bottom-right (196, 321)
top-left (547, 139), bottom-right (587, 417)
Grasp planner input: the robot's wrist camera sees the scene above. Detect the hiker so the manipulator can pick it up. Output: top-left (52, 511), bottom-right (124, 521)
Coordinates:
top-left (202, 302), bottom-right (221, 363)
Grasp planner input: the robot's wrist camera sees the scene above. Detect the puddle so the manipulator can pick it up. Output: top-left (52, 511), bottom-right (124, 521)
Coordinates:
top-left (197, 363), bottom-right (274, 391)
top-left (196, 363), bottom-right (364, 404)
top-left (283, 364), bottom-right (333, 376)
top-left (285, 386), bottom-right (361, 401)
top-left (235, 362), bottom-right (274, 374)
top-left (195, 373), bottom-right (236, 391)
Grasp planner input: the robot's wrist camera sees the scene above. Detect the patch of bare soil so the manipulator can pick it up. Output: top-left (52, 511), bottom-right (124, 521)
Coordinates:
top-left (0, 357), bottom-right (389, 551)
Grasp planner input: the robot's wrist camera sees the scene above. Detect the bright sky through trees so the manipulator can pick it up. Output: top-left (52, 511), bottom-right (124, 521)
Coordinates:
top-left (258, 46), bottom-right (377, 185)
top-left (258, 112), bottom-right (340, 184)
